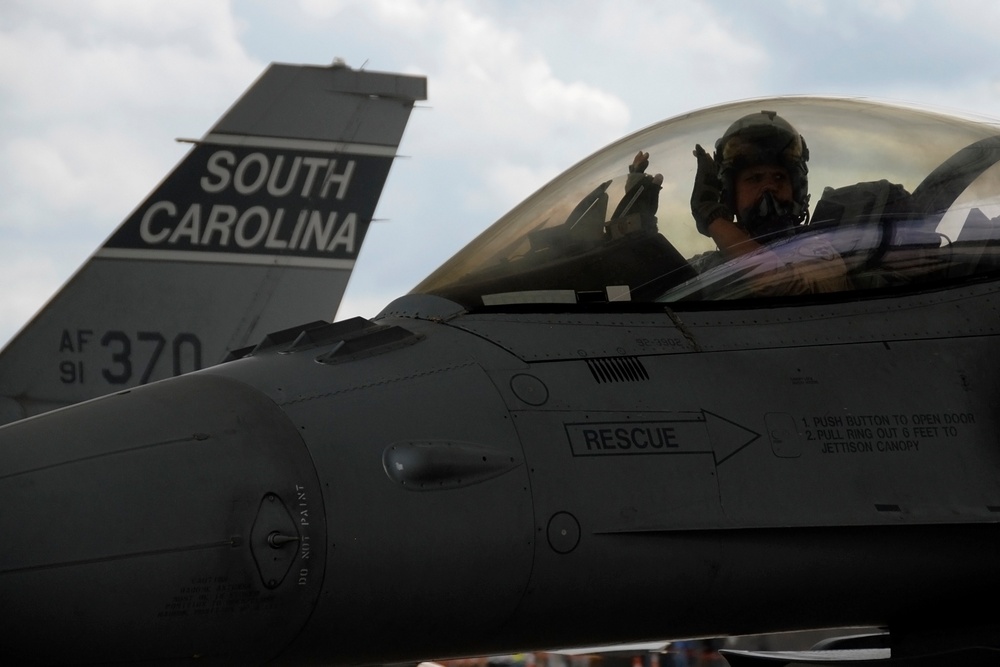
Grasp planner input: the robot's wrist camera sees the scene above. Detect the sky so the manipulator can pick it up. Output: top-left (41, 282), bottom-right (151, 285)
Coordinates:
top-left (4, 0), bottom-right (1000, 346)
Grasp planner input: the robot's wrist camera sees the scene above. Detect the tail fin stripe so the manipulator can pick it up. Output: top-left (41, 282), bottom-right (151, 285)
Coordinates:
top-left (198, 133), bottom-right (400, 157)
top-left (95, 248), bottom-right (357, 269)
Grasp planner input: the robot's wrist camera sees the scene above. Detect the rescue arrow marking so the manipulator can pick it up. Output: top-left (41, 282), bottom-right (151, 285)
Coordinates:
top-left (564, 410), bottom-right (759, 465)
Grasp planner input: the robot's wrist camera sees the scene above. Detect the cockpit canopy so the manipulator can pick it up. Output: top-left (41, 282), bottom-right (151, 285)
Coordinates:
top-left (412, 97), bottom-right (1000, 308)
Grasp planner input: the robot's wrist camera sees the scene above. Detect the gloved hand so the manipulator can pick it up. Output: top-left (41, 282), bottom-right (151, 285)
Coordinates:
top-left (691, 144), bottom-right (733, 236)
top-left (610, 150), bottom-right (663, 232)
top-left (630, 150), bottom-right (650, 173)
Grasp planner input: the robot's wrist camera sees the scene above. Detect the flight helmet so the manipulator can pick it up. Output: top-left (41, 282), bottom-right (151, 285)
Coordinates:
top-left (714, 110), bottom-right (810, 234)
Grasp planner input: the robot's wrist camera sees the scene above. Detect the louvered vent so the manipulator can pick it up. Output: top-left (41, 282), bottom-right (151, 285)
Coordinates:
top-left (585, 356), bottom-right (649, 383)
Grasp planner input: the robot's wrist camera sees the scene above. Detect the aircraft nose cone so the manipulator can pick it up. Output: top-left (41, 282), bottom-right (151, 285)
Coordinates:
top-left (0, 373), bottom-right (325, 665)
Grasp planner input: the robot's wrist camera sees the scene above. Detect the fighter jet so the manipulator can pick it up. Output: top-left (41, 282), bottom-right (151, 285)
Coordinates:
top-left (0, 60), bottom-right (426, 424)
top-left (4, 95), bottom-right (1000, 666)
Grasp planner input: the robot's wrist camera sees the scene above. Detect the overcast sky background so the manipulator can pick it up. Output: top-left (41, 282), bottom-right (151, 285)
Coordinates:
top-left (4, 0), bottom-right (1000, 347)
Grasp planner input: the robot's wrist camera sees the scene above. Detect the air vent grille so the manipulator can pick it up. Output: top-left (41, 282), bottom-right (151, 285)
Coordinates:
top-left (585, 356), bottom-right (649, 383)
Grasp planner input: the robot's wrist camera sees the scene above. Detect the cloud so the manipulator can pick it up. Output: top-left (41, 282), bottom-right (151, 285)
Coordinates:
top-left (5, 0), bottom-right (1000, 338)
top-left (0, 0), bottom-right (264, 345)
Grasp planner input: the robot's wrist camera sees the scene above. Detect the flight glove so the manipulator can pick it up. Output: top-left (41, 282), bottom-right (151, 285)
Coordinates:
top-left (690, 144), bottom-right (733, 236)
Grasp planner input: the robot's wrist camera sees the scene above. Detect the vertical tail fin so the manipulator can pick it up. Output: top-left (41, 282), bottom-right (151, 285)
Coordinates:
top-left (0, 61), bottom-right (427, 423)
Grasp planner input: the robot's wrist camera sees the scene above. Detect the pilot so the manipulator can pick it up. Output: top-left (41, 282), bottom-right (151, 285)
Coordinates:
top-left (688, 110), bottom-right (850, 293)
